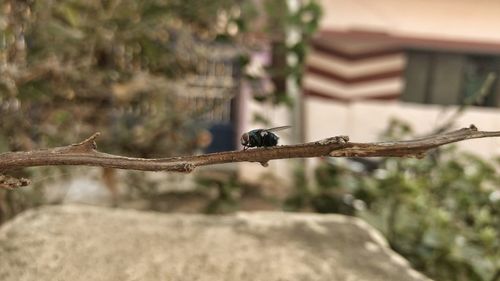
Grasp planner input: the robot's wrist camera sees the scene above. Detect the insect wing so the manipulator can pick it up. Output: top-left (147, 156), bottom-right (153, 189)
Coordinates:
top-left (265, 126), bottom-right (291, 132)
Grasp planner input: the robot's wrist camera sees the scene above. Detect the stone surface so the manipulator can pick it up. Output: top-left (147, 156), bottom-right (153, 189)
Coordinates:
top-left (0, 205), bottom-right (431, 281)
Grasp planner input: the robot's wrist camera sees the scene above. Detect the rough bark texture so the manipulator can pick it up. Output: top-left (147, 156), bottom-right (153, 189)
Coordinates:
top-left (0, 205), bottom-right (432, 281)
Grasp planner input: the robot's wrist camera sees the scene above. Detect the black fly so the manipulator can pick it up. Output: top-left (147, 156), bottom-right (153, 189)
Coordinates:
top-left (240, 126), bottom-right (291, 150)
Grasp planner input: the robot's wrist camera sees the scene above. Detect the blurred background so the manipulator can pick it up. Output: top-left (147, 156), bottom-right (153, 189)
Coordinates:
top-left (1, 0), bottom-right (499, 280)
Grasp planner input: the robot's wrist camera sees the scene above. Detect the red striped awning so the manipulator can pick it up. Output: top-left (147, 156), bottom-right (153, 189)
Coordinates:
top-left (304, 33), bottom-right (407, 102)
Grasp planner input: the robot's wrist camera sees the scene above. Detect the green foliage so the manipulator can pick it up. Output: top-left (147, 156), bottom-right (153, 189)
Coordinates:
top-left (0, 0), bottom-right (241, 222)
top-left (303, 121), bottom-right (500, 281)
top-left (1, 0), bottom-right (240, 154)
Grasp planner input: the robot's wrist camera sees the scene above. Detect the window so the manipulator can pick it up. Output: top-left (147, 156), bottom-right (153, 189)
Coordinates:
top-left (402, 50), bottom-right (500, 107)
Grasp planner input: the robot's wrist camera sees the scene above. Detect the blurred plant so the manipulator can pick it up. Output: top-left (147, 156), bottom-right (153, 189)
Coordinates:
top-left (294, 119), bottom-right (500, 281)
top-left (1, 0), bottom-right (242, 154)
top-left (0, 0), bottom-right (247, 222)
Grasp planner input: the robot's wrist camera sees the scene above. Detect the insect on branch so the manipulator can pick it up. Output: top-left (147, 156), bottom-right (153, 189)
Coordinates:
top-left (1, 125), bottom-right (500, 189)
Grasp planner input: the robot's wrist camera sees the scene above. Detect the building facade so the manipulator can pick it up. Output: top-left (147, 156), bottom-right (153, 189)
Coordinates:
top-left (303, 0), bottom-right (500, 159)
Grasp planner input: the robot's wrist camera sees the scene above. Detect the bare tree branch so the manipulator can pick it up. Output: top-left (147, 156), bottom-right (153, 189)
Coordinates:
top-left (0, 125), bottom-right (499, 188)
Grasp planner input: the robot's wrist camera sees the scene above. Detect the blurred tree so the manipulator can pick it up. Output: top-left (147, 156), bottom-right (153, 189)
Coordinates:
top-left (0, 0), bottom-right (251, 222)
top-left (0, 0), bottom-right (323, 223)
top-left (0, 0), bottom-right (245, 156)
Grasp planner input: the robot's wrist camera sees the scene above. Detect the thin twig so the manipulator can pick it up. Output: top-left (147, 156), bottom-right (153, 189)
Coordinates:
top-left (0, 125), bottom-right (499, 189)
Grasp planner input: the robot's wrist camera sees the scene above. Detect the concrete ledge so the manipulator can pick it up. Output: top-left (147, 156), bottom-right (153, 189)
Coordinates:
top-left (0, 205), bottom-right (431, 281)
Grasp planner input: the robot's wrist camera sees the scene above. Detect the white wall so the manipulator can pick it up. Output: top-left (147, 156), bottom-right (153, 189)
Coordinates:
top-left (305, 98), bottom-right (500, 159)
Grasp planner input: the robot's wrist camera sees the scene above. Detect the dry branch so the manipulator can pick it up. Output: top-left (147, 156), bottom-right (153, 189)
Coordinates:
top-left (1, 125), bottom-right (500, 189)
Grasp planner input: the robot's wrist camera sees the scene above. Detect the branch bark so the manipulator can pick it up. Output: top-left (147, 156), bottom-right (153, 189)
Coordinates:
top-left (0, 125), bottom-right (499, 187)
